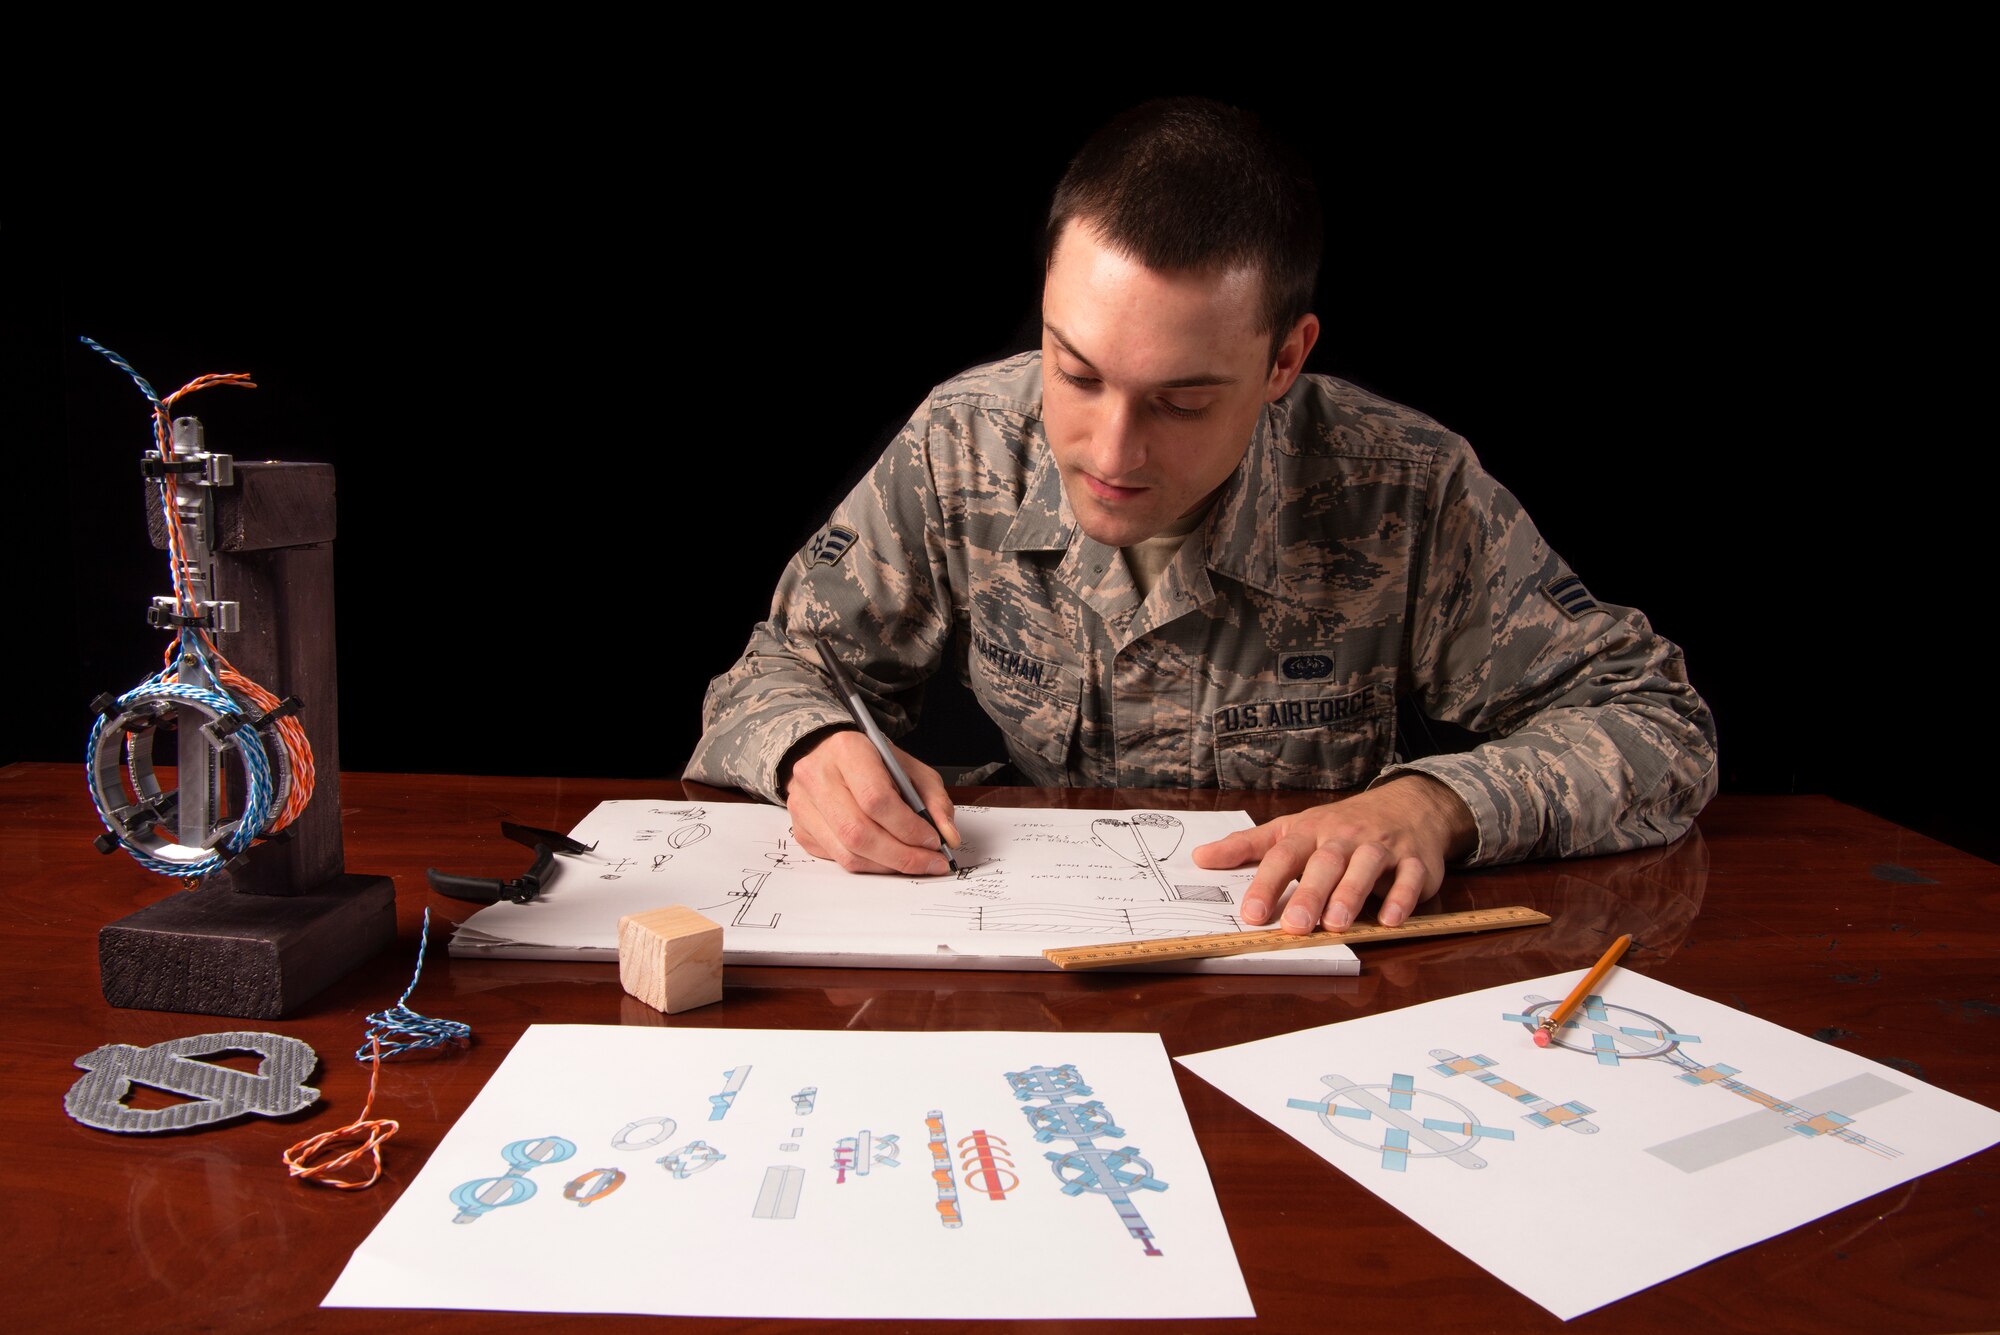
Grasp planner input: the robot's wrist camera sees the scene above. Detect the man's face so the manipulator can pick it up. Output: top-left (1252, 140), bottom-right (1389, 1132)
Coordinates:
top-left (1041, 220), bottom-right (1315, 549)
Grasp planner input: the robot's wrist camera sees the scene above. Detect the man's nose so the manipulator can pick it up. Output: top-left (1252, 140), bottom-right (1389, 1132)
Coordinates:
top-left (1088, 397), bottom-right (1148, 478)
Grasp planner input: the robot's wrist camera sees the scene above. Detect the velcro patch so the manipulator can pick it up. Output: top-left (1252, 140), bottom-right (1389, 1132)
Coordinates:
top-left (1278, 651), bottom-right (1335, 683)
top-left (1215, 686), bottom-right (1380, 737)
top-left (807, 524), bottom-right (858, 568)
top-left (1543, 573), bottom-right (1601, 620)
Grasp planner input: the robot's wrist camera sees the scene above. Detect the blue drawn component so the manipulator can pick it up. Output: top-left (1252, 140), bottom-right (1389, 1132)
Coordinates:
top-left (708, 1066), bottom-right (751, 1120)
top-left (1006, 1063), bottom-right (1090, 1100)
top-left (450, 1135), bottom-right (576, 1223)
top-left (873, 1133), bottom-right (901, 1167)
top-left (1047, 1144), bottom-right (1167, 1195)
top-left (1011, 1063), bottom-right (1165, 1254)
top-left (1388, 1073), bottom-right (1415, 1110)
top-left (1023, 1098), bottom-right (1123, 1143)
top-left (792, 1086), bottom-right (817, 1115)
top-left (658, 1139), bottom-right (727, 1178)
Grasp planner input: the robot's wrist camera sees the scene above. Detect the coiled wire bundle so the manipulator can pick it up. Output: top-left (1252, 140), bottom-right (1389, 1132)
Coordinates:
top-left (81, 338), bottom-right (317, 879)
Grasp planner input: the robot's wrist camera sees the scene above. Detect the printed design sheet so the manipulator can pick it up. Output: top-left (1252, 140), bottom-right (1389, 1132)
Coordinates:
top-left (326, 1027), bottom-right (1252, 1321)
top-left (1177, 970), bottom-right (2000, 1321)
top-left (449, 801), bottom-right (1357, 973)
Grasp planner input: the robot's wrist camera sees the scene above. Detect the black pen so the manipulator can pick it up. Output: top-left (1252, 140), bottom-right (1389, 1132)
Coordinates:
top-left (809, 633), bottom-right (958, 871)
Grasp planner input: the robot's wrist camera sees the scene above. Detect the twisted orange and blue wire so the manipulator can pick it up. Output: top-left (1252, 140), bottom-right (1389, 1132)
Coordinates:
top-left (81, 337), bottom-right (318, 872)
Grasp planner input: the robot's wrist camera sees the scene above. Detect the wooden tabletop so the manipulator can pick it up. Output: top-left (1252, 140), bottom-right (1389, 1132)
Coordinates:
top-left (5, 762), bottom-right (1996, 1332)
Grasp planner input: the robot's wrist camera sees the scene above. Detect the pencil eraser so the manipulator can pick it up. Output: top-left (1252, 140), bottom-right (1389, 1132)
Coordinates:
top-left (1532, 1029), bottom-right (1550, 1047)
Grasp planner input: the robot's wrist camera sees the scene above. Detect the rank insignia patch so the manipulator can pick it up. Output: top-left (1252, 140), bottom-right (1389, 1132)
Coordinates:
top-left (807, 524), bottom-right (858, 568)
top-left (1543, 574), bottom-right (1601, 619)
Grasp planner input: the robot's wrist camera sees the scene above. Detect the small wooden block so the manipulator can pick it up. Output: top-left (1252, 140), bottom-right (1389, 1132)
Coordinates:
top-left (618, 906), bottom-right (723, 1014)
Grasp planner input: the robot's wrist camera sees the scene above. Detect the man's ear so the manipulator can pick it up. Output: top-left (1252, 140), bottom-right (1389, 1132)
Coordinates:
top-left (1266, 314), bottom-right (1320, 401)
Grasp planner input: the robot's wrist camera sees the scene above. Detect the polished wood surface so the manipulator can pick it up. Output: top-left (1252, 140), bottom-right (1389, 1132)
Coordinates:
top-left (7, 762), bottom-right (1996, 1332)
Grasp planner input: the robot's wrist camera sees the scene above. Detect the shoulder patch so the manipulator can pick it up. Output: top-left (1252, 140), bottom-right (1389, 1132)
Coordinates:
top-left (807, 524), bottom-right (858, 569)
top-left (1543, 573), bottom-right (1601, 619)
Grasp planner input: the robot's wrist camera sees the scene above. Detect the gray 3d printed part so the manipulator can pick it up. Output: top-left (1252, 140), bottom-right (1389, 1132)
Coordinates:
top-left (64, 1030), bottom-right (320, 1133)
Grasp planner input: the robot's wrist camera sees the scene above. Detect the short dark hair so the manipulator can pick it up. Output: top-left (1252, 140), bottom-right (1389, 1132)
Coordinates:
top-left (1046, 98), bottom-right (1322, 362)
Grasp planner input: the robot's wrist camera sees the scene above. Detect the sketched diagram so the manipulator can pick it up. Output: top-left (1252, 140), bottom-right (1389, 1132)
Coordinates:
top-left (1503, 993), bottom-right (1908, 1170)
top-left (1091, 814), bottom-right (1233, 903)
top-left (695, 870), bottom-right (781, 929)
top-left (914, 902), bottom-right (1240, 936)
top-left (1286, 1073), bottom-right (1515, 1172)
top-left (1010, 1063), bottom-right (1166, 1255)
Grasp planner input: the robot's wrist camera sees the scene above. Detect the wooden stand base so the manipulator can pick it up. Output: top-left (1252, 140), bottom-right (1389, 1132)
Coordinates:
top-left (618, 906), bottom-right (724, 1014)
top-left (98, 874), bottom-right (396, 1019)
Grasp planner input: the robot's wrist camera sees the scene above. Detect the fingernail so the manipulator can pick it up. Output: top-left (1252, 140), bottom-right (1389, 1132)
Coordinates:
top-left (1324, 905), bottom-right (1353, 931)
top-left (929, 856), bottom-right (949, 875)
top-left (1242, 899), bottom-right (1267, 924)
top-left (1381, 905), bottom-right (1405, 927)
top-left (1282, 906), bottom-right (1314, 932)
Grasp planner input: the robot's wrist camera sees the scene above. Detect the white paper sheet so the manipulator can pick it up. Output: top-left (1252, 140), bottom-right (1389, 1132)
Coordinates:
top-left (325, 1026), bottom-right (1253, 1320)
top-left (1177, 970), bottom-right (2000, 1321)
top-left (449, 801), bottom-right (1357, 974)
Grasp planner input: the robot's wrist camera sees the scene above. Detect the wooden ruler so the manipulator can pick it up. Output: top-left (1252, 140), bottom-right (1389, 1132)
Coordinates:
top-left (1041, 905), bottom-right (1551, 970)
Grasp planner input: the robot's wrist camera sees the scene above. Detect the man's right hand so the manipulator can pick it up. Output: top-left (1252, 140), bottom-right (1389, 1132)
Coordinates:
top-left (782, 729), bottom-right (960, 875)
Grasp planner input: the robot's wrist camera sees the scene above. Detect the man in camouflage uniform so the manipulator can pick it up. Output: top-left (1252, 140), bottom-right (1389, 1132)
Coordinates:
top-left (688, 100), bottom-right (1716, 936)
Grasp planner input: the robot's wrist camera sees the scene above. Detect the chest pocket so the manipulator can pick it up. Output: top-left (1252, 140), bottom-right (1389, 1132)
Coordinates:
top-left (967, 629), bottom-right (1078, 784)
top-left (1211, 688), bottom-right (1395, 791)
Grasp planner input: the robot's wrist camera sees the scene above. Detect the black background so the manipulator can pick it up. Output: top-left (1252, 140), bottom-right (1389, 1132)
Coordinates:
top-left (7, 70), bottom-right (1985, 860)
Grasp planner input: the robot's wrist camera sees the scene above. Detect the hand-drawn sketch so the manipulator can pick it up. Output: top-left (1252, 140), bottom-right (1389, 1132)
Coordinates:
top-left (448, 803), bottom-right (1359, 975)
top-left (450, 1136), bottom-right (576, 1223)
top-left (1092, 814), bottom-right (1233, 903)
top-left (792, 1087), bottom-right (817, 1115)
top-left (1009, 1064), bottom-right (1165, 1255)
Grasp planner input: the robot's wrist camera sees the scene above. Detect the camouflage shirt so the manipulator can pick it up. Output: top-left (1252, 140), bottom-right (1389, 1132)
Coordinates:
top-left (688, 353), bottom-right (1716, 866)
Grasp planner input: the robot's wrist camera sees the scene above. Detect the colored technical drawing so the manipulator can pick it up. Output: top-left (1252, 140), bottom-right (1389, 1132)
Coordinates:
top-left (792, 1086), bottom-right (817, 1114)
top-left (611, 1115), bottom-right (677, 1150)
top-left (753, 1165), bottom-right (804, 1219)
top-left (1502, 994), bottom-right (1907, 1168)
top-left (1009, 1063), bottom-right (1165, 1254)
top-left (657, 1140), bottom-right (727, 1178)
top-left (925, 1110), bottom-right (964, 1227)
top-left (563, 1167), bottom-right (626, 1206)
top-left (1286, 1073), bottom-right (1515, 1172)
top-left (707, 1066), bottom-right (750, 1120)
top-left (449, 1136), bottom-right (576, 1222)
top-left (1427, 1050), bottom-right (1599, 1133)
top-left (958, 1130), bottom-right (1018, 1200)
top-left (832, 1129), bottom-right (898, 1181)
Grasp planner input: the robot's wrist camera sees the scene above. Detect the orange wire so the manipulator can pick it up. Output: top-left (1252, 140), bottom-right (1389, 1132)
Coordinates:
top-left (283, 1037), bottom-right (399, 1190)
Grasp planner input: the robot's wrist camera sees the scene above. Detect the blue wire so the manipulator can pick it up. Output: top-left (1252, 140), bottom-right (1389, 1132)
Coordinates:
top-left (357, 909), bottom-right (472, 1061)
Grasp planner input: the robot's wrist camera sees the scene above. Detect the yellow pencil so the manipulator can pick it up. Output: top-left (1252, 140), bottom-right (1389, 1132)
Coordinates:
top-left (1535, 934), bottom-right (1632, 1047)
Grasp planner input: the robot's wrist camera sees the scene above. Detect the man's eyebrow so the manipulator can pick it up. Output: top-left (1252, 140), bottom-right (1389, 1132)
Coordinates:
top-left (1042, 321), bottom-right (1238, 389)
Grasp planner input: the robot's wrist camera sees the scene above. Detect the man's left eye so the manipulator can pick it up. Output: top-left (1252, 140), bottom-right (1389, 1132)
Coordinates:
top-left (1158, 400), bottom-right (1207, 420)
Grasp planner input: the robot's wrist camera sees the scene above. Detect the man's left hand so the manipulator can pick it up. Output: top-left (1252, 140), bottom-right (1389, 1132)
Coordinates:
top-left (1190, 775), bottom-right (1477, 934)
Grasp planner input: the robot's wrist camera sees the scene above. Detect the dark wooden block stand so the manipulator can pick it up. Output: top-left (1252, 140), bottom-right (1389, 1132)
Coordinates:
top-left (100, 460), bottom-right (393, 1018)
